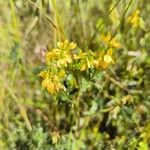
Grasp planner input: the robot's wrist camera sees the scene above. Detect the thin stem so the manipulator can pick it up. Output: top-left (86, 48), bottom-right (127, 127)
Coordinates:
top-left (83, 107), bottom-right (114, 118)
top-left (27, 0), bottom-right (65, 40)
top-left (85, 0), bottom-right (122, 49)
top-left (51, 0), bottom-right (66, 39)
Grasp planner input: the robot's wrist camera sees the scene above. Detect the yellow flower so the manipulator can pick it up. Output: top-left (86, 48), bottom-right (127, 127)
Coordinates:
top-left (109, 38), bottom-right (121, 48)
top-left (80, 58), bottom-right (94, 71)
top-left (127, 9), bottom-right (143, 28)
top-left (107, 47), bottom-right (113, 56)
top-left (104, 48), bottom-right (114, 63)
top-left (100, 33), bottom-right (121, 48)
top-left (93, 127), bottom-right (99, 134)
top-left (64, 39), bottom-right (69, 44)
top-left (56, 53), bottom-right (72, 68)
top-left (58, 69), bottom-right (66, 78)
top-left (41, 78), bottom-right (49, 88)
top-left (104, 48), bottom-right (114, 64)
top-left (80, 63), bottom-right (86, 71)
top-left (41, 78), bottom-right (55, 94)
top-left (73, 50), bottom-right (94, 71)
top-left (104, 55), bottom-right (113, 64)
top-left (38, 71), bottom-right (47, 78)
top-left (100, 33), bottom-right (111, 43)
top-left (69, 42), bottom-right (77, 50)
top-left (94, 48), bottom-right (114, 69)
top-left (51, 131), bottom-right (60, 144)
top-left (73, 52), bottom-right (87, 60)
top-left (46, 48), bottom-right (73, 68)
top-left (57, 39), bottom-right (77, 50)
top-left (46, 49), bottom-right (60, 60)
top-left (46, 82), bottom-right (55, 94)
top-left (57, 39), bottom-right (68, 48)
top-left (39, 72), bottom-right (65, 94)
top-left (99, 61), bottom-right (108, 69)
top-left (57, 42), bottom-right (63, 48)
top-left (74, 51), bottom-right (94, 71)
top-left (46, 40), bottom-right (77, 67)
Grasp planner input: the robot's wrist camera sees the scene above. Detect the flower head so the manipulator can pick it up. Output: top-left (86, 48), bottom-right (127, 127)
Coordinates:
top-left (73, 50), bottom-right (95, 71)
top-left (94, 48), bottom-right (114, 69)
top-left (39, 72), bottom-right (65, 94)
top-left (127, 9), bottom-right (144, 28)
top-left (46, 40), bottom-right (77, 68)
top-left (51, 131), bottom-right (60, 144)
top-left (100, 33), bottom-right (121, 48)
top-left (57, 39), bottom-right (77, 50)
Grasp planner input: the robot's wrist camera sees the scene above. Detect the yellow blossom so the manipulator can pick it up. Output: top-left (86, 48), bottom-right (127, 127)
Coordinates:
top-left (39, 72), bottom-right (65, 94)
top-left (99, 61), bottom-right (108, 69)
top-left (57, 39), bottom-right (77, 50)
top-left (69, 42), bottom-right (77, 49)
top-left (100, 33), bottom-right (121, 48)
top-left (127, 9), bottom-right (141, 28)
top-left (46, 49), bottom-right (60, 60)
top-left (93, 127), bottom-right (99, 134)
top-left (47, 82), bottom-right (55, 94)
top-left (57, 70), bottom-right (66, 78)
top-left (109, 38), bottom-right (121, 48)
top-left (104, 55), bottom-right (113, 64)
top-left (41, 78), bottom-right (55, 94)
top-left (51, 131), bottom-right (60, 144)
top-left (46, 40), bottom-right (77, 68)
top-left (100, 33), bottom-right (111, 43)
top-left (41, 78), bottom-right (49, 88)
top-left (57, 40), bottom-right (68, 49)
top-left (80, 63), bottom-right (86, 71)
top-left (80, 58), bottom-right (94, 71)
top-left (39, 39), bottom-right (116, 94)
top-left (107, 48), bottom-right (113, 56)
top-left (94, 48), bottom-right (114, 69)
top-left (64, 39), bottom-right (69, 44)
top-left (46, 49), bottom-right (72, 68)
top-left (73, 51), bottom-right (87, 60)
top-left (103, 48), bottom-right (114, 64)
top-left (38, 71), bottom-right (47, 78)
top-left (73, 50), bottom-right (94, 71)
top-left (56, 53), bottom-right (72, 68)
top-left (57, 42), bottom-right (63, 48)
top-left (80, 53), bottom-right (94, 71)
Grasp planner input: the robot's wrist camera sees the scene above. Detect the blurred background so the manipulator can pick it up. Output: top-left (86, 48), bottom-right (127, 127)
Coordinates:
top-left (0, 0), bottom-right (150, 149)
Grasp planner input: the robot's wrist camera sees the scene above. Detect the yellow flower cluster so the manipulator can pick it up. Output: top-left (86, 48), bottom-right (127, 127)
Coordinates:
top-left (39, 40), bottom-right (77, 94)
top-left (57, 39), bottom-right (77, 50)
top-left (51, 131), bottom-right (60, 144)
top-left (39, 71), bottom-right (65, 94)
top-left (100, 33), bottom-right (121, 49)
top-left (39, 37), bottom-right (120, 94)
top-left (98, 33), bottom-right (121, 69)
top-left (46, 39), bottom-right (76, 68)
top-left (94, 48), bottom-right (114, 69)
top-left (127, 9), bottom-right (143, 28)
top-left (73, 50), bottom-right (95, 71)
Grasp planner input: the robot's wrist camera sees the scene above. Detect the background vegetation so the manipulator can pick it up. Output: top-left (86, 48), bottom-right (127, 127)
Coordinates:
top-left (0, 0), bottom-right (150, 149)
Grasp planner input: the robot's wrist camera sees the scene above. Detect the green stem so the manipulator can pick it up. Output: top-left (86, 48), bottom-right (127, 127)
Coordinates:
top-left (85, 0), bottom-right (122, 49)
top-left (51, 0), bottom-right (66, 40)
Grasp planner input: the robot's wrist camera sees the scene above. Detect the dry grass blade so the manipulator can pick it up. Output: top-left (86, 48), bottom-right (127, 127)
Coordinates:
top-left (27, 0), bottom-right (65, 40)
